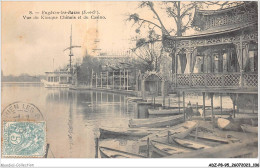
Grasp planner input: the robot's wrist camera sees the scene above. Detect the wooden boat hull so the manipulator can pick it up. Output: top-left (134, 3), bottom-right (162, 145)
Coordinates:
top-left (241, 124), bottom-right (258, 134)
top-left (171, 138), bottom-right (211, 150)
top-left (150, 140), bottom-right (191, 157)
top-left (189, 133), bottom-right (229, 144)
top-left (41, 80), bottom-right (69, 88)
top-left (198, 108), bottom-right (233, 116)
top-left (129, 115), bottom-right (184, 128)
top-left (99, 128), bottom-right (158, 139)
top-left (217, 118), bottom-right (241, 131)
top-left (148, 108), bottom-right (182, 115)
top-left (139, 121), bottom-right (197, 142)
top-left (99, 146), bottom-right (146, 158)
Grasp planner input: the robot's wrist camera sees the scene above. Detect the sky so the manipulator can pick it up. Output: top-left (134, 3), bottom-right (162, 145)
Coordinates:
top-left (2, 1), bottom-right (146, 76)
top-left (1, 1), bottom-right (227, 76)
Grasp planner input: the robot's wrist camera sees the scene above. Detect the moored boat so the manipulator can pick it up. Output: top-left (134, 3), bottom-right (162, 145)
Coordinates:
top-left (139, 121), bottom-right (197, 141)
top-left (99, 127), bottom-right (164, 139)
top-left (148, 108), bottom-right (182, 115)
top-left (241, 124), bottom-right (258, 134)
top-left (189, 133), bottom-right (230, 144)
top-left (171, 138), bottom-right (212, 150)
top-left (217, 118), bottom-right (241, 131)
top-left (41, 71), bottom-right (71, 88)
top-left (129, 114), bottom-right (184, 128)
top-left (99, 146), bottom-right (146, 158)
top-left (150, 140), bottom-right (192, 157)
top-left (198, 108), bottom-right (233, 116)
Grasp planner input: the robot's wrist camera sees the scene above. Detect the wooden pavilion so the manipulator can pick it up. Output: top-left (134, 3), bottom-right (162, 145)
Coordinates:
top-left (163, 2), bottom-right (258, 119)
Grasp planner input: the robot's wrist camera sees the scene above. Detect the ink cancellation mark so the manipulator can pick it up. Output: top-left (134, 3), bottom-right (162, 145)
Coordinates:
top-left (1, 102), bottom-right (44, 121)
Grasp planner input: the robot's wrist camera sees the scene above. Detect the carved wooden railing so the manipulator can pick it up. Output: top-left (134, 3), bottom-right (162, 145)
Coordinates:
top-left (172, 72), bottom-right (258, 89)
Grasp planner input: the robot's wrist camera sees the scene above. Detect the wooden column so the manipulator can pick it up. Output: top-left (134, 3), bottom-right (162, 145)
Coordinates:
top-left (101, 73), bottom-right (103, 88)
top-left (203, 92), bottom-right (206, 120)
top-left (91, 69), bottom-right (93, 87)
top-left (119, 70), bottom-right (121, 90)
top-left (252, 95), bottom-right (255, 114)
top-left (162, 81), bottom-right (165, 108)
top-left (178, 92), bottom-right (181, 114)
top-left (210, 93), bottom-right (214, 128)
top-left (183, 91), bottom-right (185, 121)
top-left (127, 70), bottom-right (129, 91)
top-left (236, 93), bottom-right (239, 114)
top-left (233, 97), bottom-right (236, 118)
top-left (95, 73), bottom-right (98, 88)
top-left (175, 51), bottom-right (178, 87)
top-left (112, 71), bottom-right (115, 89)
top-left (106, 71), bottom-right (109, 89)
top-left (123, 69), bottom-right (126, 90)
top-left (220, 93), bottom-right (222, 116)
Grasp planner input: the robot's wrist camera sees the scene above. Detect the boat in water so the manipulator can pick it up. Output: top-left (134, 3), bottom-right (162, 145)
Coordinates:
top-left (150, 140), bottom-right (192, 157)
top-left (241, 124), bottom-right (258, 134)
top-left (129, 114), bottom-right (184, 128)
top-left (41, 71), bottom-right (71, 88)
top-left (99, 127), bottom-right (165, 139)
top-left (217, 118), bottom-right (241, 131)
top-left (148, 108), bottom-right (182, 115)
top-left (42, 25), bottom-right (80, 88)
top-left (99, 146), bottom-right (146, 158)
top-left (171, 137), bottom-right (212, 150)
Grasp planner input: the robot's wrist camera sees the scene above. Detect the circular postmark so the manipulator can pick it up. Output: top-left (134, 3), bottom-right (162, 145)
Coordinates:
top-left (2, 102), bottom-right (44, 121)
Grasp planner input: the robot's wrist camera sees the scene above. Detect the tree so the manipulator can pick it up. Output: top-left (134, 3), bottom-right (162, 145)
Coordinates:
top-left (132, 30), bottom-right (162, 72)
top-left (77, 54), bottom-right (102, 85)
top-left (127, 1), bottom-right (247, 73)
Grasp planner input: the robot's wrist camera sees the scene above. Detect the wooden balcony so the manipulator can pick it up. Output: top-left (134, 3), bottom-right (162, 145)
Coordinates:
top-left (170, 72), bottom-right (258, 94)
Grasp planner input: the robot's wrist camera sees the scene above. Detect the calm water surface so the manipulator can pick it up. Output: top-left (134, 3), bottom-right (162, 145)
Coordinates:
top-left (2, 83), bottom-right (138, 158)
top-left (1, 83), bottom-right (234, 158)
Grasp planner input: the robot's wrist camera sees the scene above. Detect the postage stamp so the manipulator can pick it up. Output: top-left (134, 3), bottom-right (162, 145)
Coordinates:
top-left (2, 121), bottom-right (46, 157)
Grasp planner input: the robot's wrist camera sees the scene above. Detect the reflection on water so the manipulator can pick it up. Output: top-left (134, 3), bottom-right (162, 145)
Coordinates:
top-left (1, 83), bottom-right (136, 158)
top-left (1, 83), bottom-right (236, 158)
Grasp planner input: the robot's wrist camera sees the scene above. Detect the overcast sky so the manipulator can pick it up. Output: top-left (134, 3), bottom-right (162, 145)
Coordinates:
top-left (2, 1), bottom-right (225, 76)
top-left (2, 1), bottom-right (148, 76)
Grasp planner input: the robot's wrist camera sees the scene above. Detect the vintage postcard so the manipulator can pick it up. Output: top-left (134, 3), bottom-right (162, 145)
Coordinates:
top-left (1, 0), bottom-right (259, 167)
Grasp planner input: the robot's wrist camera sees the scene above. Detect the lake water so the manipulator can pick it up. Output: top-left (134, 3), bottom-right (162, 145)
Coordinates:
top-left (1, 83), bottom-right (235, 158)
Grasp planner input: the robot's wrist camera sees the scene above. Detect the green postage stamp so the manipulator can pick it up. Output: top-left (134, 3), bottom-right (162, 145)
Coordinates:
top-left (2, 121), bottom-right (46, 157)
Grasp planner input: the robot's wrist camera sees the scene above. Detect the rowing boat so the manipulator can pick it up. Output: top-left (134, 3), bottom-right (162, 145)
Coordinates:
top-left (189, 133), bottom-right (230, 144)
top-left (148, 108), bottom-right (182, 115)
top-left (150, 140), bottom-right (192, 157)
top-left (171, 138), bottom-right (212, 150)
top-left (198, 108), bottom-right (233, 116)
top-left (99, 146), bottom-right (146, 158)
top-left (129, 114), bottom-right (184, 128)
top-left (99, 127), bottom-right (165, 139)
top-left (139, 121), bottom-right (197, 142)
top-left (241, 124), bottom-right (258, 134)
top-left (217, 118), bottom-right (241, 131)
